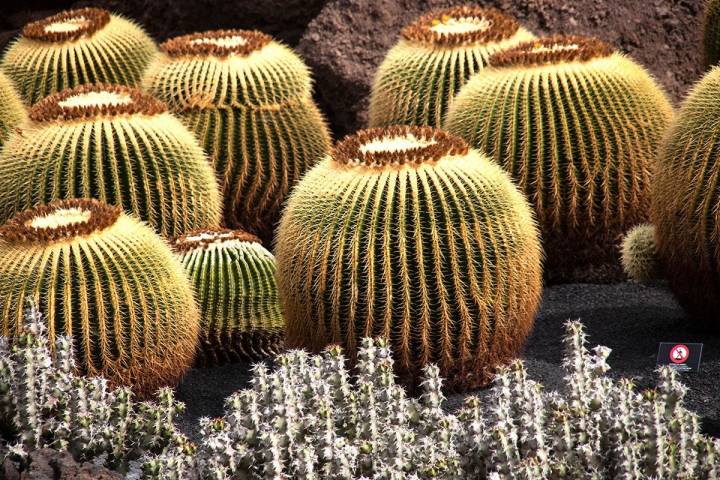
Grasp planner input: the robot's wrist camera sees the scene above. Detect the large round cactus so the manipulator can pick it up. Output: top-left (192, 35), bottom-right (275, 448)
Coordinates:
top-left (174, 228), bottom-right (284, 366)
top-left (1, 7), bottom-right (157, 105)
top-left (0, 83), bottom-right (222, 238)
top-left (276, 126), bottom-right (542, 391)
top-left (446, 35), bottom-right (673, 283)
top-left (704, 0), bottom-right (720, 67)
top-left (0, 199), bottom-right (200, 395)
top-left (653, 66), bottom-right (720, 319)
top-left (369, 6), bottom-right (534, 129)
top-left (0, 71), bottom-right (27, 147)
top-left (143, 29), bottom-right (331, 243)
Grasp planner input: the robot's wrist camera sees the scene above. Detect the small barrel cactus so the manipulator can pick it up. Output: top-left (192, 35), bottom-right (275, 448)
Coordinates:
top-left (704, 0), bottom-right (720, 67)
top-left (275, 126), bottom-right (542, 391)
top-left (0, 71), bottom-right (27, 147)
top-left (369, 6), bottom-right (534, 129)
top-left (143, 29), bottom-right (331, 243)
top-left (173, 228), bottom-right (285, 366)
top-left (0, 199), bottom-right (200, 395)
top-left (621, 224), bottom-right (660, 283)
top-left (653, 66), bottom-right (720, 320)
top-left (446, 35), bottom-right (673, 283)
top-left (0, 83), bottom-right (222, 238)
top-left (0, 7), bottom-right (157, 105)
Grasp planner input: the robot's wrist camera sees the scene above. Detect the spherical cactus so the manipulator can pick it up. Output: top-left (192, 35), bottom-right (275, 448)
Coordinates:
top-left (0, 71), bottom-right (27, 147)
top-left (653, 66), bottom-right (720, 320)
top-left (0, 7), bottom-right (157, 105)
top-left (368, 6), bottom-right (534, 129)
top-left (0, 83), bottom-right (222, 238)
top-left (704, 0), bottom-right (720, 67)
top-left (446, 35), bottom-right (673, 283)
top-left (621, 224), bottom-right (660, 283)
top-left (173, 228), bottom-right (284, 366)
top-left (0, 199), bottom-right (200, 395)
top-left (143, 29), bottom-right (331, 243)
top-left (276, 126), bottom-right (542, 391)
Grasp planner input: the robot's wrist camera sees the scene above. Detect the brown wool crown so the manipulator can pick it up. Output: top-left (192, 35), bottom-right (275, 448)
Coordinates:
top-left (401, 6), bottom-right (519, 47)
top-left (21, 7), bottom-right (110, 43)
top-left (161, 29), bottom-right (273, 58)
top-left (489, 35), bottom-right (614, 68)
top-left (173, 228), bottom-right (261, 253)
top-left (333, 126), bottom-right (469, 168)
top-left (29, 84), bottom-right (167, 123)
top-left (0, 199), bottom-right (121, 244)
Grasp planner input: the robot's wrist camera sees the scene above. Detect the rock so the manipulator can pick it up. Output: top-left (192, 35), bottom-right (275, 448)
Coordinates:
top-left (2, 449), bottom-right (123, 479)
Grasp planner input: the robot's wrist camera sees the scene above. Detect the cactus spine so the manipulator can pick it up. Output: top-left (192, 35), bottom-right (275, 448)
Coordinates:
top-left (704, 0), bottom-right (720, 67)
top-left (621, 224), bottom-right (660, 283)
top-left (143, 29), bottom-right (331, 243)
top-left (174, 228), bottom-right (284, 365)
top-left (369, 6), bottom-right (534, 129)
top-left (0, 71), bottom-right (27, 147)
top-left (276, 126), bottom-right (542, 391)
top-left (446, 35), bottom-right (673, 283)
top-left (0, 83), bottom-right (222, 238)
top-left (0, 8), bottom-right (157, 105)
top-left (0, 199), bottom-right (200, 396)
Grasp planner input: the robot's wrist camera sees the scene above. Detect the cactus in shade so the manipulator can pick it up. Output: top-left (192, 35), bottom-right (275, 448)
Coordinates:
top-left (0, 71), bottom-right (26, 147)
top-left (173, 228), bottom-right (284, 366)
top-left (621, 224), bottom-right (661, 283)
top-left (446, 35), bottom-right (673, 283)
top-left (653, 66), bottom-right (720, 320)
top-left (0, 8), bottom-right (157, 105)
top-left (369, 6), bottom-right (534, 129)
top-left (0, 83), bottom-right (222, 238)
top-left (275, 126), bottom-right (542, 391)
top-left (143, 29), bottom-right (331, 243)
top-left (0, 199), bottom-right (200, 396)
top-left (704, 0), bottom-right (720, 67)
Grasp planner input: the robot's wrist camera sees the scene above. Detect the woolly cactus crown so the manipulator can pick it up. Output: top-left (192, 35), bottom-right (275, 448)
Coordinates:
top-left (488, 35), bottom-right (614, 67)
top-left (21, 7), bottom-right (110, 42)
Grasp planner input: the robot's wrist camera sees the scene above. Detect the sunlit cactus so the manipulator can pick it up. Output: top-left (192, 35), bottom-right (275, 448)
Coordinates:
top-left (275, 126), bottom-right (542, 391)
top-left (143, 29), bottom-right (331, 243)
top-left (0, 83), bottom-right (222, 238)
top-left (0, 71), bottom-right (27, 147)
top-left (0, 7), bottom-right (157, 105)
top-left (446, 35), bottom-right (673, 283)
top-left (704, 0), bottom-right (720, 67)
top-left (174, 228), bottom-right (284, 366)
top-left (0, 199), bottom-right (200, 396)
top-left (621, 224), bottom-right (660, 283)
top-left (369, 6), bottom-right (534, 128)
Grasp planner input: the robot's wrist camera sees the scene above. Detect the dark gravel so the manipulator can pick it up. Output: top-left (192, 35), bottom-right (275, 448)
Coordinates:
top-left (176, 281), bottom-right (720, 439)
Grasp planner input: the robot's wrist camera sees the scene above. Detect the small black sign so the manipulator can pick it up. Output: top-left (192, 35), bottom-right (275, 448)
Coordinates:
top-left (657, 343), bottom-right (703, 373)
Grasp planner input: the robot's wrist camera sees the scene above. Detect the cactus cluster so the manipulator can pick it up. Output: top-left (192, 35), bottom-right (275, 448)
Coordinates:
top-left (446, 35), bottom-right (673, 283)
top-left (0, 83), bottom-right (222, 238)
top-left (0, 7), bottom-right (157, 105)
top-left (276, 126), bottom-right (542, 391)
top-left (0, 71), bottom-right (26, 148)
top-left (174, 228), bottom-right (285, 366)
top-left (704, 0), bottom-right (720, 67)
top-left (369, 6), bottom-right (534, 128)
top-left (0, 199), bottom-right (200, 395)
top-left (143, 29), bottom-right (331, 242)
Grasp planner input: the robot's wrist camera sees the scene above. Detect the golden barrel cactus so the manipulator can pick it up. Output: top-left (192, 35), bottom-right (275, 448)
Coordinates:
top-left (620, 224), bottom-right (660, 283)
top-left (174, 228), bottom-right (284, 366)
top-left (369, 6), bottom-right (534, 128)
top-left (0, 83), bottom-right (222, 238)
top-left (0, 71), bottom-right (27, 147)
top-left (704, 0), bottom-right (720, 67)
top-left (276, 126), bottom-right (542, 391)
top-left (143, 29), bottom-right (331, 243)
top-left (446, 35), bottom-right (673, 283)
top-left (1, 7), bottom-right (157, 105)
top-left (0, 199), bottom-right (200, 395)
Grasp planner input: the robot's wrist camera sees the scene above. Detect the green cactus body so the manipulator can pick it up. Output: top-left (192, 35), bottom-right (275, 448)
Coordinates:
top-left (653, 66), bottom-right (720, 320)
top-left (446, 35), bottom-right (673, 283)
top-left (621, 224), bottom-right (660, 283)
top-left (704, 0), bottom-right (720, 67)
top-left (276, 126), bottom-right (542, 391)
top-left (174, 228), bottom-right (284, 365)
top-left (0, 8), bottom-right (158, 105)
top-left (0, 199), bottom-right (200, 395)
top-left (143, 30), bottom-right (331, 243)
top-left (0, 71), bottom-right (27, 147)
top-left (369, 6), bottom-right (534, 129)
top-left (0, 83), bottom-right (222, 238)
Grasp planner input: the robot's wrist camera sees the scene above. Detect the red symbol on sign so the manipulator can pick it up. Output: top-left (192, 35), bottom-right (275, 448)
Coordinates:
top-left (670, 344), bottom-right (690, 364)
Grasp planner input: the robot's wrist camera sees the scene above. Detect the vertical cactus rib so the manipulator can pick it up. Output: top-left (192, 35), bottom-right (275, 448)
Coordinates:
top-left (0, 71), bottom-right (27, 148)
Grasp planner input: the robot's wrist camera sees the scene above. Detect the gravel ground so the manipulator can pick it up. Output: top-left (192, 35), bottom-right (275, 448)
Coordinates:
top-left (176, 281), bottom-right (720, 439)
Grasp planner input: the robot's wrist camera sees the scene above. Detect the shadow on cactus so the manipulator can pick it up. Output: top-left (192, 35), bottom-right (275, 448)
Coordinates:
top-left (369, 6), bottom-right (534, 129)
top-left (275, 125), bottom-right (542, 392)
top-left (0, 199), bottom-right (200, 396)
top-left (445, 35), bottom-right (673, 284)
top-left (143, 29), bottom-right (331, 244)
top-left (173, 228), bottom-right (285, 366)
top-left (0, 8), bottom-right (158, 105)
top-left (0, 71), bottom-right (26, 148)
top-left (0, 83), bottom-right (222, 238)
